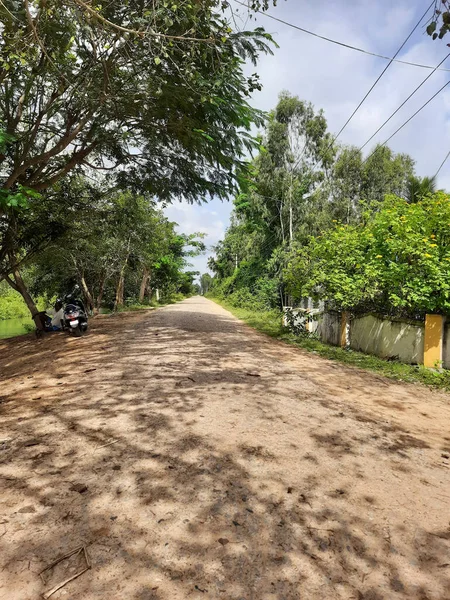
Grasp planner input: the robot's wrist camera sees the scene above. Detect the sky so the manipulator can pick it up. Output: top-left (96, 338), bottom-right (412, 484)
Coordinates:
top-left (164, 0), bottom-right (450, 278)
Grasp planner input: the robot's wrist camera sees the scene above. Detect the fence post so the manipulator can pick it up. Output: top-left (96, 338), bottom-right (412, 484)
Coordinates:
top-left (424, 314), bottom-right (444, 368)
top-left (340, 312), bottom-right (350, 348)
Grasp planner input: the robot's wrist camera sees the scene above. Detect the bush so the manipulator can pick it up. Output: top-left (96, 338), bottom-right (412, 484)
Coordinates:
top-left (210, 269), bottom-right (280, 312)
top-left (285, 192), bottom-right (450, 317)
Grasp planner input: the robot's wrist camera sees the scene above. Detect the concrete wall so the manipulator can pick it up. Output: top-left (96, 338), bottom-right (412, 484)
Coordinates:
top-left (283, 302), bottom-right (450, 367)
top-left (350, 314), bottom-right (424, 365)
top-left (313, 312), bottom-right (341, 346)
top-left (284, 307), bottom-right (427, 365)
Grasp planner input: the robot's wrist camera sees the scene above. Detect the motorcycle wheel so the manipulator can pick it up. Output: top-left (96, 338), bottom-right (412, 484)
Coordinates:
top-left (72, 325), bottom-right (83, 337)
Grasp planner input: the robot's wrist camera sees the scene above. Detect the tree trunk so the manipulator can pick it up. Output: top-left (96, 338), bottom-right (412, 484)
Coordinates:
top-left (114, 241), bottom-right (130, 311)
top-left (4, 265), bottom-right (43, 329)
top-left (94, 273), bottom-right (106, 315)
top-left (279, 200), bottom-right (285, 243)
top-left (289, 201), bottom-right (293, 244)
top-left (114, 273), bottom-right (125, 310)
top-left (139, 266), bottom-right (150, 304)
top-left (80, 272), bottom-right (94, 313)
top-left (288, 174), bottom-right (294, 245)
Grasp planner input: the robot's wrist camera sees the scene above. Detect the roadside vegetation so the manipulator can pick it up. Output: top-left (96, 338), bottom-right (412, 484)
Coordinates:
top-left (204, 92), bottom-right (450, 379)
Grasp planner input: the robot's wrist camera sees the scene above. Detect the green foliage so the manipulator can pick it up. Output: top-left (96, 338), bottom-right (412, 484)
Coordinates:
top-left (28, 177), bottom-right (203, 313)
top-left (0, 1), bottom-right (278, 320)
top-left (200, 272), bottom-right (213, 295)
top-left (0, 1), bottom-right (276, 200)
top-left (210, 268), bottom-right (279, 312)
top-left (0, 184), bottom-right (40, 209)
top-left (406, 175), bottom-right (437, 203)
top-left (0, 281), bottom-right (46, 319)
top-left (427, 3), bottom-right (450, 41)
top-left (285, 192), bottom-right (450, 316)
top-left (210, 94), bottom-right (419, 316)
top-left (331, 144), bottom-right (415, 219)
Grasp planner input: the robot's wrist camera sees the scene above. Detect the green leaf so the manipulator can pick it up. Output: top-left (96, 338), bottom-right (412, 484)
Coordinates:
top-left (154, 57), bottom-right (161, 65)
top-left (427, 21), bottom-right (437, 36)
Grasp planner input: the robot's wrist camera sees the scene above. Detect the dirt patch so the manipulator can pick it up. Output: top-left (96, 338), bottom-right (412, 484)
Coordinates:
top-left (0, 298), bottom-right (449, 599)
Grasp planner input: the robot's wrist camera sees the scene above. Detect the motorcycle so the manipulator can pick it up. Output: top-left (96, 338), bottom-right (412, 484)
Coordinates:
top-left (60, 285), bottom-right (89, 337)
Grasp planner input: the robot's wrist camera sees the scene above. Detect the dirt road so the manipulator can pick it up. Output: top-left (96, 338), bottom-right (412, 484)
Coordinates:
top-left (0, 297), bottom-right (449, 600)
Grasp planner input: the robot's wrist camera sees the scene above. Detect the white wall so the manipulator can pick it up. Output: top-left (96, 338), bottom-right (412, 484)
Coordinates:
top-left (314, 312), bottom-right (341, 346)
top-left (284, 307), bottom-right (428, 366)
top-left (350, 315), bottom-right (424, 365)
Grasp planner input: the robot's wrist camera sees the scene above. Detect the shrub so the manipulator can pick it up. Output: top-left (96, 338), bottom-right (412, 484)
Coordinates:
top-left (285, 192), bottom-right (450, 317)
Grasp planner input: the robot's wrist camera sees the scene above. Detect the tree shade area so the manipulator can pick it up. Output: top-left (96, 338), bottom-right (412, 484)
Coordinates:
top-left (0, 0), bottom-right (278, 327)
top-left (209, 92), bottom-right (450, 320)
top-left (0, 176), bottom-right (206, 321)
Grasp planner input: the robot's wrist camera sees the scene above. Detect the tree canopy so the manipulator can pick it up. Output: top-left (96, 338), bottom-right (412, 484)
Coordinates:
top-left (0, 0), bottom-right (276, 200)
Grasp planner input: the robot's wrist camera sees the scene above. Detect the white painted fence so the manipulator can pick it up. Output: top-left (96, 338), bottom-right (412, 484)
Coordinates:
top-left (283, 305), bottom-right (445, 367)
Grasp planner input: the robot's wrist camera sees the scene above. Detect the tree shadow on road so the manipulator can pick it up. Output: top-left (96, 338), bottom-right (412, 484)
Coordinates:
top-left (0, 308), bottom-right (449, 599)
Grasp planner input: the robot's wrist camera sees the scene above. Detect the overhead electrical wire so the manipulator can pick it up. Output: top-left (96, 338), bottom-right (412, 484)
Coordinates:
top-left (359, 52), bottom-right (450, 151)
top-left (377, 79), bottom-right (450, 151)
top-left (232, 0), bottom-right (449, 72)
top-left (285, 78), bottom-right (450, 201)
top-left (281, 1), bottom-right (436, 176)
top-left (330, 0), bottom-right (435, 143)
top-left (434, 147), bottom-right (450, 178)
top-left (223, 1), bottom-right (450, 248)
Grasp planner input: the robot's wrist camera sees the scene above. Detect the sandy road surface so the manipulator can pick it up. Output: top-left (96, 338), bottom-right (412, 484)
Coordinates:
top-left (0, 296), bottom-right (449, 600)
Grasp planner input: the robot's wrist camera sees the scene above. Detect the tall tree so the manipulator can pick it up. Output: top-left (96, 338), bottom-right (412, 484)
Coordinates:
top-left (406, 175), bottom-right (437, 203)
top-left (200, 273), bottom-right (213, 295)
top-left (330, 144), bottom-right (415, 221)
top-left (210, 95), bottom-right (421, 311)
top-left (0, 0), bottom-right (279, 322)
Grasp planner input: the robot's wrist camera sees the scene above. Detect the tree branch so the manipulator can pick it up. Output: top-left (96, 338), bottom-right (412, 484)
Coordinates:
top-left (72, 0), bottom-right (215, 43)
top-left (30, 142), bottom-right (98, 191)
top-left (3, 110), bottom-right (95, 189)
top-left (24, 0), bottom-right (71, 84)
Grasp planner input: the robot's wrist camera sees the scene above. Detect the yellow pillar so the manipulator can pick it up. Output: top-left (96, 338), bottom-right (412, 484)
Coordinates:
top-left (424, 314), bottom-right (444, 369)
top-left (340, 312), bottom-right (350, 348)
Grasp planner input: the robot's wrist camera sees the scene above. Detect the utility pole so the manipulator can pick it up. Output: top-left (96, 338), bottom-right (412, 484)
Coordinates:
top-left (289, 188), bottom-right (293, 244)
top-left (235, 254), bottom-right (238, 270)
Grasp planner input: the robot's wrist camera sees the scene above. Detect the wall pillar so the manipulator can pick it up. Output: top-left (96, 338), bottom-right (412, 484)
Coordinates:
top-left (340, 312), bottom-right (350, 348)
top-left (424, 314), bottom-right (444, 368)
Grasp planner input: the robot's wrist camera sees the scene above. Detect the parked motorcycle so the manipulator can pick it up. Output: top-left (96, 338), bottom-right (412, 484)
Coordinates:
top-left (60, 286), bottom-right (89, 337)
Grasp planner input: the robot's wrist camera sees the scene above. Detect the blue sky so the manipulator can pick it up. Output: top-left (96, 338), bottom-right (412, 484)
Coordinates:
top-left (165, 0), bottom-right (450, 277)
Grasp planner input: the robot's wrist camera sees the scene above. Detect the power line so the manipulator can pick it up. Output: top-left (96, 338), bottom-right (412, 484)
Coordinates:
top-left (284, 1), bottom-right (435, 177)
top-left (232, 0), bottom-right (450, 72)
top-left (359, 52), bottom-right (450, 151)
top-left (332, 0), bottom-right (435, 143)
top-left (435, 147), bottom-right (450, 178)
top-left (289, 79), bottom-right (450, 201)
top-left (379, 79), bottom-right (450, 150)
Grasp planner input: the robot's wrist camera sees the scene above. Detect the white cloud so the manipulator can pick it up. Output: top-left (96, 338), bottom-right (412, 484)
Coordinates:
top-left (164, 199), bottom-right (232, 276)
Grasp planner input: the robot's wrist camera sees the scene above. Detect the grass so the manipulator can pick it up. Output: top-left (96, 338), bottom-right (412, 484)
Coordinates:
top-left (0, 287), bottom-right (47, 321)
top-left (211, 296), bottom-right (450, 392)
